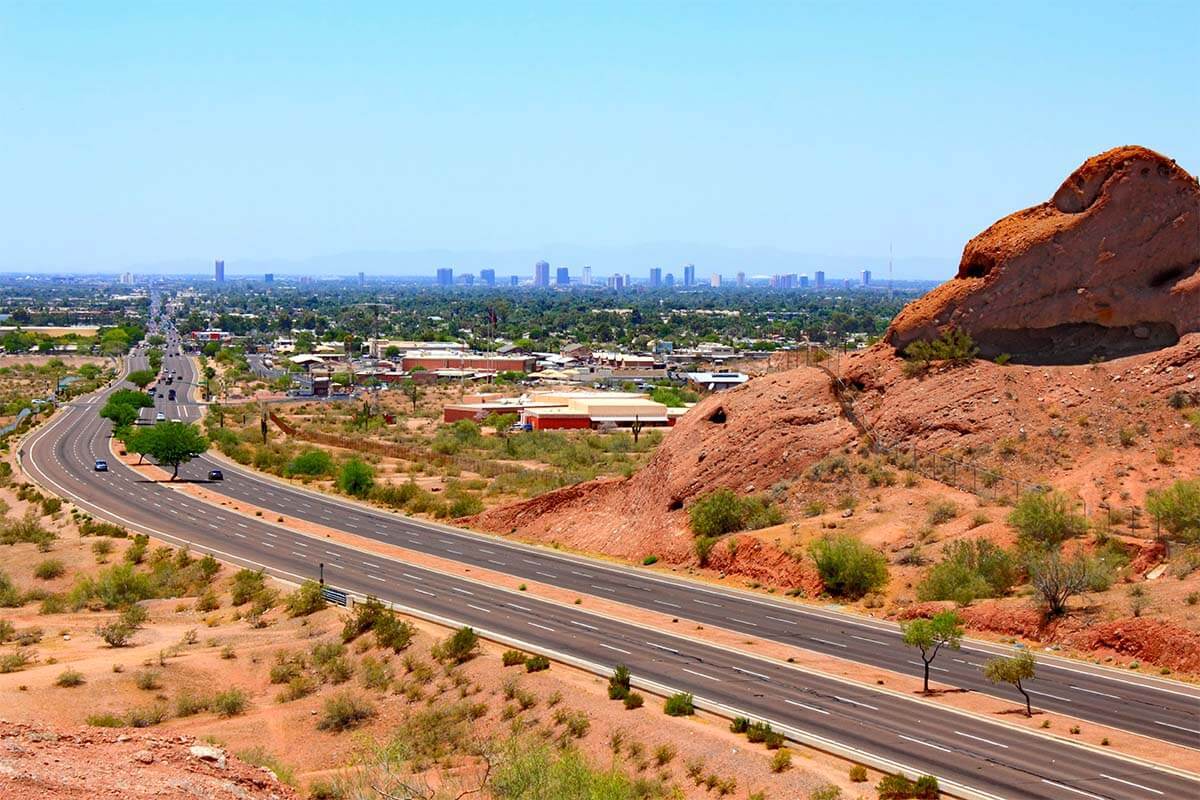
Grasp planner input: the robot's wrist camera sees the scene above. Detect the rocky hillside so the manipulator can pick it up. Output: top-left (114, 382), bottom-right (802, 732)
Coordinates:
top-left (0, 721), bottom-right (300, 800)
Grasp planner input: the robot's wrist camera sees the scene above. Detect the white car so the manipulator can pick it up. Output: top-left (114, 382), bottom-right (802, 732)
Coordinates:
top-left (155, 412), bottom-right (166, 422)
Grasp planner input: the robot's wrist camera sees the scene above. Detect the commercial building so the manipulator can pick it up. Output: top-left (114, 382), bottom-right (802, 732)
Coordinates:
top-left (214, 259), bottom-right (225, 283)
top-left (683, 263), bottom-right (695, 287)
top-left (264, 273), bottom-right (274, 284)
top-left (480, 268), bottom-right (496, 286)
top-left (556, 266), bottom-right (569, 287)
top-left (684, 371), bottom-right (750, 391)
top-left (534, 260), bottom-right (551, 287)
top-left (190, 329), bottom-right (233, 343)
top-left (736, 271), bottom-right (746, 288)
top-left (358, 271), bottom-right (365, 286)
top-left (710, 273), bottom-right (721, 288)
top-left (649, 267), bottom-right (662, 288)
top-left (815, 270), bottom-right (825, 289)
top-left (664, 273), bottom-right (675, 288)
top-left (581, 266), bottom-right (592, 286)
top-left (444, 390), bottom-right (684, 430)
top-left (436, 268), bottom-right (454, 287)
top-left (862, 269), bottom-right (872, 286)
top-left (398, 350), bottom-right (536, 373)
top-left (366, 338), bottom-right (466, 358)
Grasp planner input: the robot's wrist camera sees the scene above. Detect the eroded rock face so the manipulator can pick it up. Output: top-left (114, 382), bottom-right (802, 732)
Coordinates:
top-left (886, 146), bottom-right (1199, 364)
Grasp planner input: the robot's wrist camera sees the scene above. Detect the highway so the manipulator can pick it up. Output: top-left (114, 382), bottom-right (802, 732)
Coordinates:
top-left (144, 336), bottom-right (1200, 751)
top-left (16, 331), bottom-right (1200, 800)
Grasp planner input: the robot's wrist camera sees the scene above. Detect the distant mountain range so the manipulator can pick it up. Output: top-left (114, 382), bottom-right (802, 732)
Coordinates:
top-left (114, 243), bottom-right (956, 281)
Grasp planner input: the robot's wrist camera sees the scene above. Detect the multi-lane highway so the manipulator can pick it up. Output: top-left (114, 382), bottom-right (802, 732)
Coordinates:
top-left (141, 336), bottom-right (1200, 751)
top-left (18, 328), bottom-right (1200, 800)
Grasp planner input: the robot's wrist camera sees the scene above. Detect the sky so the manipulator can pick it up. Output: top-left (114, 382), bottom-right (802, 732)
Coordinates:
top-left (1, 2), bottom-right (1197, 279)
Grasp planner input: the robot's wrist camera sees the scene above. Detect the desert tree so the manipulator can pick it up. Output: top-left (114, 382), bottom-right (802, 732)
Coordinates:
top-left (901, 610), bottom-right (964, 692)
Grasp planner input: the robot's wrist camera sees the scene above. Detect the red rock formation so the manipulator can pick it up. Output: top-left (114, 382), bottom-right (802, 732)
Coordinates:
top-left (886, 146), bottom-right (1200, 364)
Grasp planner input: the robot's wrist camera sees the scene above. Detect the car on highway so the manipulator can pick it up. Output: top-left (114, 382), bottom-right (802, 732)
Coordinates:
top-left (207, 469), bottom-right (224, 481)
top-left (155, 411), bottom-right (166, 422)
top-left (168, 389), bottom-right (176, 401)
top-left (94, 459), bottom-right (108, 471)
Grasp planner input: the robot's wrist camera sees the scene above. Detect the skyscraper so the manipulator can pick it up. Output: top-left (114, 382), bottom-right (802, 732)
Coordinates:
top-left (480, 268), bottom-right (496, 287)
top-left (800, 274), bottom-right (809, 289)
top-left (861, 269), bottom-right (872, 286)
top-left (736, 271), bottom-right (746, 288)
top-left (556, 266), bottom-right (569, 287)
top-left (664, 273), bottom-right (675, 288)
top-left (649, 267), bottom-right (662, 288)
top-left (264, 273), bottom-right (274, 284)
top-left (710, 273), bottom-right (721, 288)
top-left (683, 263), bottom-right (695, 287)
top-left (214, 259), bottom-right (225, 283)
top-left (436, 267), bottom-right (454, 287)
top-left (815, 270), bottom-right (825, 289)
top-left (581, 265), bottom-right (592, 286)
top-left (358, 271), bottom-right (365, 287)
top-left (534, 260), bottom-right (551, 287)
top-left (509, 275), bottom-right (519, 287)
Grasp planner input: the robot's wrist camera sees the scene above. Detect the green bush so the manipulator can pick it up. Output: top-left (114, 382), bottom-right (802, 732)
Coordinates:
top-left (490, 738), bottom-right (655, 799)
top-left (607, 664), bottom-right (631, 700)
top-left (688, 488), bottom-right (783, 537)
top-left (809, 534), bottom-right (888, 599)
top-left (877, 773), bottom-right (939, 799)
top-left (285, 449), bottom-right (334, 477)
top-left (1008, 491), bottom-right (1088, 548)
top-left (916, 538), bottom-right (1017, 605)
top-left (317, 692), bottom-right (376, 732)
top-left (502, 649), bottom-right (526, 667)
top-left (230, 569), bottom-right (267, 605)
top-left (33, 559), bottom-right (66, 580)
top-left (0, 571), bottom-right (22, 607)
top-left (367, 481), bottom-right (420, 509)
top-left (663, 692), bottom-right (694, 716)
top-left (85, 712), bottom-right (124, 727)
top-left (125, 703), bottom-right (169, 728)
top-left (432, 626), bottom-right (478, 664)
top-left (212, 687), bottom-right (249, 717)
top-left (904, 328), bottom-right (978, 368)
top-left (1147, 479), bottom-right (1200, 544)
top-left (55, 668), bottom-right (85, 687)
top-left (285, 580), bottom-right (327, 617)
top-left (623, 691), bottom-right (644, 710)
top-left (336, 458), bottom-right (375, 497)
top-left (525, 654), bottom-right (550, 672)
top-left (642, 555), bottom-right (658, 566)
top-left (693, 535), bottom-right (718, 566)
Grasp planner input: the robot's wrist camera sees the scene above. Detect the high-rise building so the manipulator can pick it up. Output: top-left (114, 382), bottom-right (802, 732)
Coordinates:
top-left (119, 272), bottom-right (133, 285)
top-left (556, 266), bottom-right (569, 287)
top-left (534, 260), bottom-right (551, 287)
top-left (480, 268), bottom-right (496, 287)
top-left (683, 263), bottom-right (695, 287)
top-left (800, 274), bottom-right (809, 289)
top-left (861, 269), bottom-right (872, 286)
top-left (436, 267), bottom-right (454, 287)
top-left (664, 273), bottom-right (675, 288)
top-left (815, 270), bottom-right (825, 289)
top-left (649, 267), bottom-right (662, 288)
top-left (358, 271), bottom-right (365, 287)
top-left (607, 274), bottom-right (625, 290)
top-left (710, 273), bottom-right (721, 288)
top-left (264, 273), bottom-right (274, 284)
top-left (214, 259), bottom-right (225, 283)
top-left (581, 266), bottom-right (592, 286)
top-left (736, 271), bottom-right (746, 288)
top-left (459, 273), bottom-right (475, 286)
top-left (509, 275), bottom-right (519, 287)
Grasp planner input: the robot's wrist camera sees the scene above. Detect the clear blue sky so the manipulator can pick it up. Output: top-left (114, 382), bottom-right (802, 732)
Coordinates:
top-left (2, 2), bottom-right (1196, 276)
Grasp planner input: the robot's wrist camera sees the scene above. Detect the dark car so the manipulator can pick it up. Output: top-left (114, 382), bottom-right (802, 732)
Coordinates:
top-left (94, 459), bottom-right (108, 472)
top-left (208, 469), bottom-right (224, 481)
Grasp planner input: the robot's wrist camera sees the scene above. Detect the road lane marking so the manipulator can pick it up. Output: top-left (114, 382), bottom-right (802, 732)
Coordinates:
top-left (681, 668), bottom-right (720, 682)
top-left (647, 642), bottom-right (679, 655)
top-left (414, 588), bottom-right (435, 597)
top-left (734, 666), bottom-right (771, 681)
top-left (897, 733), bottom-right (952, 753)
top-left (764, 615), bottom-right (796, 625)
top-left (467, 604), bottom-right (491, 614)
top-left (367, 575), bottom-right (385, 582)
top-left (654, 600), bottom-right (681, 609)
top-left (1070, 685), bottom-right (1121, 700)
top-left (694, 599), bottom-right (723, 608)
top-left (811, 636), bottom-right (847, 648)
top-left (1154, 720), bottom-right (1200, 735)
top-left (1040, 780), bottom-right (1105, 800)
top-left (1099, 774), bottom-right (1164, 795)
top-left (528, 622), bottom-right (555, 632)
top-left (507, 603), bottom-right (532, 612)
top-left (599, 643), bottom-right (631, 655)
top-left (590, 584), bottom-right (615, 592)
top-left (833, 695), bottom-right (877, 710)
top-left (954, 731), bottom-right (1008, 749)
top-left (850, 634), bottom-right (888, 645)
top-left (450, 587), bottom-right (474, 596)
top-left (1026, 688), bottom-right (1071, 703)
top-left (908, 660), bottom-right (948, 673)
top-left (785, 699), bottom-right (830, 714)
top-left (401, 573), bottom-right (424, 581)
top-left (730, 617), bottom-right (758, 627)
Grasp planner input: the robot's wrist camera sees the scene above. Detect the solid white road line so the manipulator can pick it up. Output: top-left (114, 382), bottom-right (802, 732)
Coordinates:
top-left (954, 730), bottom-right (1008, 749)
top-left (1099, 773), bottom-right (1164, 795)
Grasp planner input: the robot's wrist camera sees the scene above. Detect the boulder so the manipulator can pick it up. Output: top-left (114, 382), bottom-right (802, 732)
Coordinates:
top-left (886, 146), bottom-right (1199, 364)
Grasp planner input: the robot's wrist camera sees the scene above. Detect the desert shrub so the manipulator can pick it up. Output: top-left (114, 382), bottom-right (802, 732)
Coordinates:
top-left (367, 481), bottom-right (420, 509)
top-left (175, 689), bottom-right (211, 716)
top-left (212, 687), bottom-right (249, 717)
top-left (663, 692), bottom-right (694, 716)
top-left (317, 692), bottom-right (377, 732)
top-left (0, 618), bottom-right (13, 642)
top-left (502, 649), bottom-right (526, 667)
top-left (917, 538), bottom-right (1017, 605)
top-left (125, 703), bottom-right (169, 728)
top-left (336, 458), bottom-right (375, 497)
top-left (359, 656), bottom-right (392, 691)
top-left (80, 519), bottom-right (129, 539)
top-left (693, 535), bottom-right (718, 566)
top-left (730, 716), bottom-right (750, 734)
top-left (85, 712), bottom-right (124, 727)
top-left (809, 534), bottom-right (888, 599)
top-left (270, 650), bottom-right (308, 683)
top-left (904, 328), bottom-right (978, 367)
top-left (285, 580), bottom-right (327, 617)
top-left (230, 568), bottom-right (268, 605)
top-left (33, 559), bottom-right (65, 580)
top-left (55, 668), bottom-right (85, 687)
top-left (689, 488), bottom-right (782, 537)
top-left (0, 571), bottom-right (22, 607)
top-left (277, 674), bottom-right (318, 703)
top-left (877, 773), bottom-right (939, 799)
top-left (849, 765), bottom-right (868, 782)
top-left (1028, 549), bottom-right (1113, 616)
top-left (447, 492), bottom-right (484, 517)
top-left (134, 669), bottom-right (162, 690)
top-left (285, 448), bottom-right (334, 477)
top-left (623, 691), bottom-right (645, 710)
top-left (607, 664), bottom-right (631, 700)
top-left (809, 784), bottom-right (840, 800)
top-left (927, 500), bottom-right (958, 525)
top-left (124, 534), bottom-right (148, 564)
top-left (0, 513), bottom-right (56, 549)
top-left (40, 497), bottom-right (62, 516)
top-left (1009, 490), bottom-right (1088, 548)
top-left (771, 748), bottom-right (793, 773)
top-left (524, 654), bottom-right (550, 672)
top-left (1147, 479), bottom-right (1200, 544)
top-left (432, 626), bottom-right (478, 664)
top-left (0, 648), bottom-right (34, 673)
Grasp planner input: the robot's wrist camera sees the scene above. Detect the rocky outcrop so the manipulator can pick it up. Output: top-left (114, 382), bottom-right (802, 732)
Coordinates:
top-left (886, 146), bottom-right (1199, 364)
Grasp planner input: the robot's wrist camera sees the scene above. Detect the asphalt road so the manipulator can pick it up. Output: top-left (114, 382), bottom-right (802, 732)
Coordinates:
top-left (17, 327), bottom-right (1200, 800)
top-left (138, 334), bottom-right (1200, 752)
